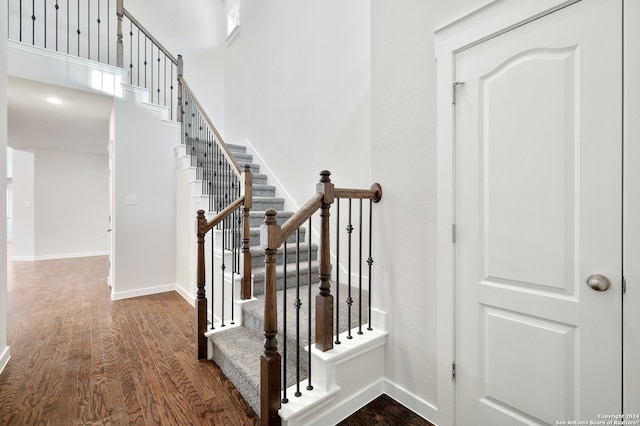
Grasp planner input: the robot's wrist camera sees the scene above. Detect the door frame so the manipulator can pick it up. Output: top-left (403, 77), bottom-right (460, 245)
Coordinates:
top-left (433, 1), bottom-right (620, 424)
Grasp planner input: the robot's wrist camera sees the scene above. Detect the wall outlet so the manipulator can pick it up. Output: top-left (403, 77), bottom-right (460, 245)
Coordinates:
top-left (125, 195), bottom-right (138, 205)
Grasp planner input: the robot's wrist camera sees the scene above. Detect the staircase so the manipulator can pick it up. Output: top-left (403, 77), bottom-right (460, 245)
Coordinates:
top-left (180, 141), bottom-right (321, 413)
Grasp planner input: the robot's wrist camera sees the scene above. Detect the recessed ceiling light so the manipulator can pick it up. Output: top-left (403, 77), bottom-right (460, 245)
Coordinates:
top-left (46, 97), bottom-right (63, 105)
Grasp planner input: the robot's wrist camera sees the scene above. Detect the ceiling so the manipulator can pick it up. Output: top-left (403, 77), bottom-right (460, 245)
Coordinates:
top-left (7, 76), bottom-right (114, 156)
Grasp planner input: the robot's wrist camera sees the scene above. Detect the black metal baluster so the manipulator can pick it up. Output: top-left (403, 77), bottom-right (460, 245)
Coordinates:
top-left (346, 199), bottom-right (353, 339)
top-left (43, 0), bottom-right (46, 48)
top-left (144, 35), bottom-right (148, 90)
top-left (107, 0), bottom-right (110, 64)
top-left (128, 21), bottom-right (132, 84)
top-left (150, 44), bottom-right (154, 102)
top-left (19, 0), bottom-right (23, 42)
top-left (66, 0), bottom-right (69, 53)
top-left (306, 217), bottom-right (313, 391)
top-left (55, 0), bottom-right (59, 51)
top-left (136, 27), bottom-right (140, 85)
top-left (221, 214), bottom-right (226, 328)
top-left (86, 0), bottom-right (89, 59)
top-left (210, 220), bottom-right (215, 331)
top-left (358, 198), bottom-right (363, 335)
top-left (335, 198), bottom-right (341, 344)
top-left (294, 228), bottom-right (302, 397)
top-left (170, 65), bottom-right (174, 120)
top-left (76, 0), bottom-right (79, 56)
top-left (367, 199), bottom-right (374, 331)
top-left (157, 51), bottom-right (161, 105)
top-left (230, 206), bottom-right (236, 325)
top-left (282, 240), bottom-right (288, 404)
top-left (96, 0), bottom-right (100, 62)
top-left (163, 56), bottom-right (167, 108)
top-left (31, 0), bottom-right (34, 45)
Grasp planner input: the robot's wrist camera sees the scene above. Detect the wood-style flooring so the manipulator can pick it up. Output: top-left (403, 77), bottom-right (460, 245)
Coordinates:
top-left (0, 253), bottom-right (259, 425)
top-left (0, 251), bottom-right (433, 425)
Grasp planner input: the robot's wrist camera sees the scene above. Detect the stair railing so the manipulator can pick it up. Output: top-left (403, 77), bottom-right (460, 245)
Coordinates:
top-left (117, 0), bottom-right (179, 121)
top-left (260, 170), bottom-right (382, 425)
top-left (186, 77), bottom-right (254, 360)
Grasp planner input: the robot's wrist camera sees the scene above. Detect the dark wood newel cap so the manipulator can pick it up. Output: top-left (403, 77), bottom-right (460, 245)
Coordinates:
top-left (371, 183), bottom-right (382, 203)
top-left (319, 170), bottom-right (331, 183)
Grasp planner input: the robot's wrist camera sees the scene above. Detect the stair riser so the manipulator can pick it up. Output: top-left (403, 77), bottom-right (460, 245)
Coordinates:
top-left (249, 212), bottom-right (292, 227)
top-left (252, 186), bottom-right (276, 198)
top-left (250, 247), bottom-right (318, 269)
top-left (249, 228), bottom-right (305, 246)
top-left (251, 199), bottom-right (285, 212)
top-left (252, 267), bottom-right (320, 296)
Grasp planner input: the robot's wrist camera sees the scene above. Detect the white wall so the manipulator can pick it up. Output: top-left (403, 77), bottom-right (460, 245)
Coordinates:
top-left (110, 92), bottom-right (179, 299)
top-left (223, 1), bottom-right (372, 208)
top-left (34, 150), bottom-right (109, 258)
top-left (11, 149), bottom-right (34, 259)
top-left (11, 149), bottom-right (109, 260)
top-left (0, 0), bottom-right (10, 372)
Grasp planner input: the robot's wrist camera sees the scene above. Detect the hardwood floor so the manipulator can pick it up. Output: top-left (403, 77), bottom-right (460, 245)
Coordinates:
top-left (0, 253), bottom-right (259, 425)
top-left (339, 394), bottom-right (435, 426)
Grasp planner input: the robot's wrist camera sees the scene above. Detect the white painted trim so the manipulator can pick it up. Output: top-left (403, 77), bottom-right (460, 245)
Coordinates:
top-left (0, 347), bottom-right (11, 374)
top-left (383, 379), bottom-right (439, 426)
top-left (8, 40), bottom-right (128, 79)
top-left (174, 284), bottom-right (195, 307)
top-left (226, 25), bottom-right (241, 46)
top-left (110, 283), bottom-right (176, 300)
top-left (434, 1), bottom-right (576, 424)
top-left (11, 251), bottom-right (109, 261)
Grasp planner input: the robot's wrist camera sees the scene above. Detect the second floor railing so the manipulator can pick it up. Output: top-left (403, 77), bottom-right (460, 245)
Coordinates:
top-left (7, 0), bottom-right (180, 120)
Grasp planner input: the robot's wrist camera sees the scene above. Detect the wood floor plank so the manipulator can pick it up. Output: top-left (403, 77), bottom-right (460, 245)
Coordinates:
top-left (0, 251), bottom-right (260, 425)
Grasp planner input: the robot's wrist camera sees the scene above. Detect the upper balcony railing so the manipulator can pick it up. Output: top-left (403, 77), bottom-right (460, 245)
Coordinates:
top-left (7, 0), bottom-right (179, 121)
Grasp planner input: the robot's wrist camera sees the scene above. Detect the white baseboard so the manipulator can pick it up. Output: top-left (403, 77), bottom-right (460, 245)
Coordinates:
top-left (0, 346), bottom-right (10, 374)
top-left (12, 251), bottom-right (109, 261)
top-left (174, 284), bottom-right (196, 307)
top-left (111, 283), bottom-right (177, 301)
top-left (383, 379), bottom-right (439, 426)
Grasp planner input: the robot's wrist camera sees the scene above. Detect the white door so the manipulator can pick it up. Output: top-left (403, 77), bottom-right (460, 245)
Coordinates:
top-left (454, 1), bottom-right (622, 424)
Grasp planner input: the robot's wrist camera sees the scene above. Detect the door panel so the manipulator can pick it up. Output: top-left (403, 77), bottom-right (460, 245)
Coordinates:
top-left (454, 1), bottom-right (622, 424)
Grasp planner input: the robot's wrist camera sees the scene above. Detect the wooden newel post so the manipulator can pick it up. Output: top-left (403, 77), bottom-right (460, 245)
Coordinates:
top-left (241, 164), bottom-right (253, 299)
top-left (316, 171), bottom-right (335, 352)
top-left (260, 209), bottom-right (282, 425)
top-left (116, 0), bottom-right (124, 68)
top-left (196, 209), bottom-right (208, 360)
top-left (177, 54), bottom-right (184, 123)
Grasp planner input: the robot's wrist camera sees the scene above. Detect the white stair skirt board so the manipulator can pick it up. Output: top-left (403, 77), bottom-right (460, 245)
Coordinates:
top-left (280, 327), bottom-right (387, 426)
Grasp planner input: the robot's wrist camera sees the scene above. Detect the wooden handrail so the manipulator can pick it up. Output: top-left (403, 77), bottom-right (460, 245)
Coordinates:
top-left (204, 195), bottom-right (245, 233)
top-left (179, 77), bottom-right (242, 174)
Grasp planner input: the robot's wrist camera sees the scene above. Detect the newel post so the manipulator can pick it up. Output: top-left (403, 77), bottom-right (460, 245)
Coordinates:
top-left (177, 54), bottom-right (184, 123)
top-left (316, 171), bottom-right (335, 352)
top-left (116, 0), bottom-right (124, 68)
top-left (241, 164), bottom-right (253, 299)
top-left (260, 209), bottom-right (282, 425)
top-left (196, 209), bottom-right (208, 360)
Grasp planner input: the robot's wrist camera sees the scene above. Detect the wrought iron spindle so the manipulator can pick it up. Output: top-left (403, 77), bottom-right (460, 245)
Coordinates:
top-left (86, 0), bottom-right (89, 59)
top-left (346, 199), bottom-right (353, 339)
top-left (55, 0), bottom-right (58, 51)
top-left (66, 0), bottom-right (68, 53)
top-left (156, 51), bottom-right (161, 105)
top-left (128, 21), bottom-right (132, 83)
top-left (210, 217), bottom-right (215, 331)
top-left (367, 199), bottom-right (374, 331)
top-left (282, 240), bottom-right (288, 403)
top-left (31, 0), bottom-right (34, 45)
top-left (306, 216), bottom-right (313, 391)
top-left (335, 198), bottom-right (341, 344)
top-left (150, 43), bottom-right (153, 103)
top-left (43, 0), bottom-right (46, 48)
top-left (96, 0), bottom-right (100, 62)
top-left (294, 228), bottom-right (302, 397)
top-left (358, 198), bottom-right (363, 335)
top-left (76, 0), bottom-right (79, 56)
top-left (221, 216), bottom-right (226, 328)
